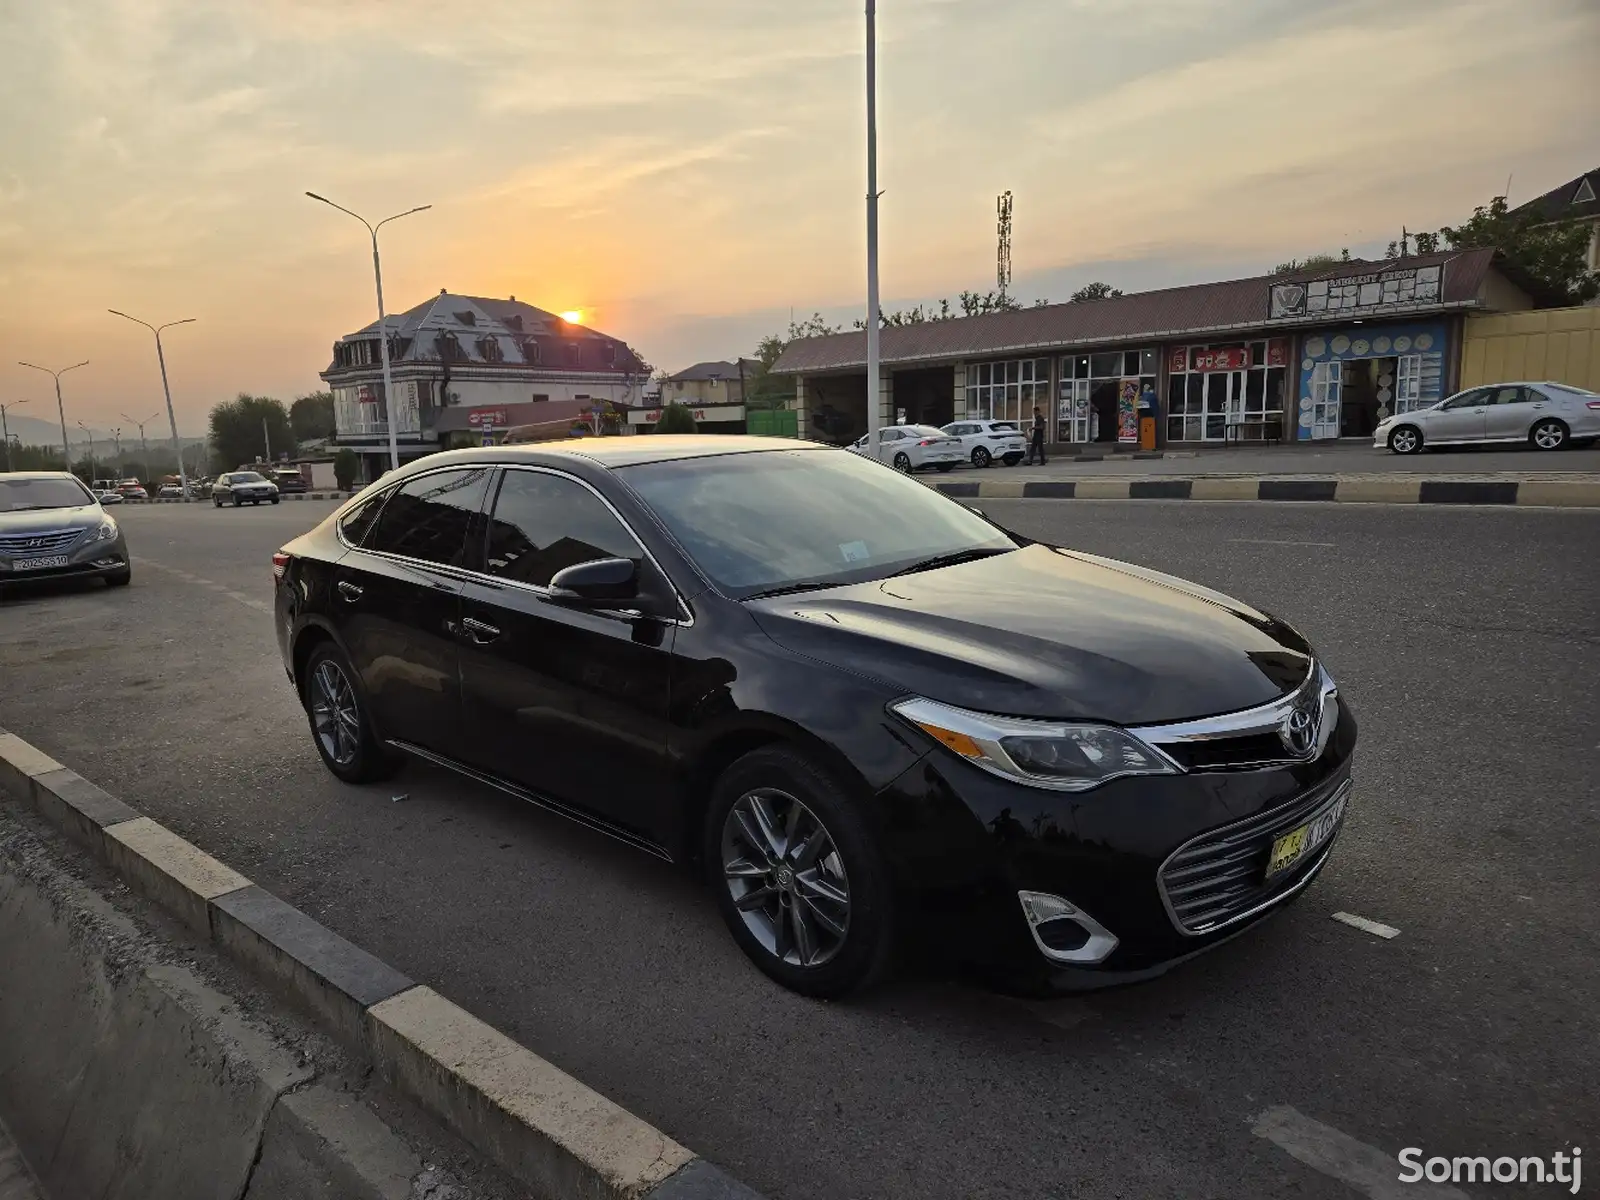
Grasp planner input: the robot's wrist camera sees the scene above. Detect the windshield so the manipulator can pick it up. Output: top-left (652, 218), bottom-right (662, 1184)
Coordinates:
top-left (1, 477), bottom-right (96, 512)
top-left (620, 448), bottom-right (1015, 599)
top-left (903, 425), bottom-right (948, 439)
top-left (230, 472), bottom-right (266, 483)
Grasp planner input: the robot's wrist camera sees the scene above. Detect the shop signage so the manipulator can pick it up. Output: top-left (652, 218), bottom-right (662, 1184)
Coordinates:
top-left (1269, 264), bottom-right (1442, 320)
top-left (648, 408), bottom-right (707, 422)
top-left (1117, 379), bottom-right (1139, 444)
top-left (1265, 339), bottom-right (1289, 367)
top-left (357, 385), bottom-right (379, 405)
top-left (1168, 347), bottom-right (1189, 373)
top-left (467, 408), bottom-right (509, 427)
top-left (1191, 347), bottom-right (1250, 372)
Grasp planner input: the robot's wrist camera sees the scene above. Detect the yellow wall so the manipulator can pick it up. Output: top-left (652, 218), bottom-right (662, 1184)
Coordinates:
top-left (1460, 306), bottom-right (1600, 392)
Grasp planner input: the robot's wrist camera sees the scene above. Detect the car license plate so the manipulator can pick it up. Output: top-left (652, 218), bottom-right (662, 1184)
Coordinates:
top-left (13, 555), bottom-right (69, 572)
top-left (1265, 791), bottom-right (1347, 880)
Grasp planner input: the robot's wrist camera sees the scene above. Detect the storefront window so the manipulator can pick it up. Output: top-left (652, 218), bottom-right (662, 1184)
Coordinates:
top-left (968, 357), bottom-right (1050, 424)
top-left (1057, 347), bottom-right (1157, 443)
top-left (1166, 340), bottom-right (1287, 442)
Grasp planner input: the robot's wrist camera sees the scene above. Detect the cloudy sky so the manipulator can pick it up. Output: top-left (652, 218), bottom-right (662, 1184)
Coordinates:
top-left (0, 0), bottom-right (1595, 437)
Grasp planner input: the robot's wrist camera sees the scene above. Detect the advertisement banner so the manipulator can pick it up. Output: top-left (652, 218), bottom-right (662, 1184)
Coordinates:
top-left (1191, 347), bottom-right (1250, 371)
top-left (1168, 346), bottom-right (1189, 374)
top-left (1118, 379), bottom-right (1139, 443)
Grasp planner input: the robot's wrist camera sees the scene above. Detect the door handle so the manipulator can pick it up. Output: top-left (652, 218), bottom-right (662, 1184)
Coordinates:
top-left (1530, 403), bottom-right (1545, 409)
top-left (459, 616), bottom-right (501, 644)
top-left (336, 580), bottom-right (364, 602)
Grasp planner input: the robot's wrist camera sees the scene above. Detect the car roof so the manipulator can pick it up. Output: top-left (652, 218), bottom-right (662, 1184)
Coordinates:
top-left (401, 435), bottom-right (833, 473)
top-left (1, 471), bottom-right (82, 482)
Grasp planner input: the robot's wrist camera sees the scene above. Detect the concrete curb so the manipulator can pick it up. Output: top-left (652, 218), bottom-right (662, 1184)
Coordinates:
top-left (934, 476), bottom-right (1600, 506)
top-left (0, 729), bottom-right (768, 1200)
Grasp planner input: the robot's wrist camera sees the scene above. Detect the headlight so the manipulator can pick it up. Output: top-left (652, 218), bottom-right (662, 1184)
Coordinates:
top-left (890, 696), bottom-right (1178, 792)
top-left (95, 518), bottom-right (119, 541)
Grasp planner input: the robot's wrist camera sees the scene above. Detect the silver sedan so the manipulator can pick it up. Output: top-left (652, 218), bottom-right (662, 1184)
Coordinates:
top-left (1375, 381), bottom-right (1600, 454)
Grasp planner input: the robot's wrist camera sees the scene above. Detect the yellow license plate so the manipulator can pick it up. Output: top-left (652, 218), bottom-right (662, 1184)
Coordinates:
top-left (1266, 825), bottom-right (1311, 878)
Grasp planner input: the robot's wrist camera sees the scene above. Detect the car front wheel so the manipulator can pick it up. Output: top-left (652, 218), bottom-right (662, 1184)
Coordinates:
top-left (1389, 426), bottom-right (1423, 455)
top-left (706, 746), bottom-right (894, 998)
top-left (1530, 418), bottom-right (1568, 451)
top-left (301, 642), bottom-right (400, 783)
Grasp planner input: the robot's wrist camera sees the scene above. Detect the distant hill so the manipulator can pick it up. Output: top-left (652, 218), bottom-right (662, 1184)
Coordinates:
top-left (2, 412), bottom-right (203, 450)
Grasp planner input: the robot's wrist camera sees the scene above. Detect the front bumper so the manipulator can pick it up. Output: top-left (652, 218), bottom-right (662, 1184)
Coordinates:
top-left (875, 697), bottom-right (1358, 990)
top-left (0, 534), bottom-right (129, 584)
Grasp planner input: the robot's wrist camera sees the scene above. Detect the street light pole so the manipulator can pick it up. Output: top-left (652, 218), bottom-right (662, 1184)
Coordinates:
top-left (109, 311), bottom-right (196, 500)
top-left (121, 410), bottom-right (161, 470)
top-left (864, 0), bottom-right (883, 459)
top-left (17, 360), bottom-right (89, 469)
top-left (0, 399), bottom-right (27, 473)
top-left (77, 421), bottom-right (95, 481)
top-left (306, 192), bottom-right (432, 474)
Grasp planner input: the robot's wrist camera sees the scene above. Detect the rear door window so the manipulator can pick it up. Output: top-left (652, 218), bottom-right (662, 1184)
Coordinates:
top-left (363, 468), bottom-right (492, 568)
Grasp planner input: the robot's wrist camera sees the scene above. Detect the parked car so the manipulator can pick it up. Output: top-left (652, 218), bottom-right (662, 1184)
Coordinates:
top-left (846, 424), bottom-right (966, 472)
top-left (940, 419), bottom-right (1028, 467)
top-left (273, 469), bottom-right (309, 494)
top-left (212, 471), bottom-right (280, 506)
top-left (0, 472), bottom-right (131, 590)
top-left (273, 437), bottom-right (1355, 997)
top-left (117, 480), bottom-right (148, 500)
top-left (157, 484), bottom-right (184, 498)
top-left (96, 488), bottom-right (124, 505)
top-left (1377, 381), bottom-right (1600, 454)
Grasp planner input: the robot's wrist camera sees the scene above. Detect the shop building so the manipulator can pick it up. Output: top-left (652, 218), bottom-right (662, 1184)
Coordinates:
top-left (772, 249), bottom-right (1531, 449)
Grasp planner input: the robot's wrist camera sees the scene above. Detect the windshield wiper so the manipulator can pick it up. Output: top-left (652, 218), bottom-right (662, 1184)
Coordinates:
top-left (742, 581), bottom-right (837, 600)
top-left (886, 546), bottom-right (1011, 578)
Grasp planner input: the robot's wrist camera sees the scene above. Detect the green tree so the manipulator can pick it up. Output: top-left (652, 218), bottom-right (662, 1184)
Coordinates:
top-left (1069, 281), bottom-right (1124, 302)
top-left (209, 394), bottom-right (293, 471)
top-left (1432, 195), bottom-right (1598, 305)
top-left (289, 391), bottom-right (336, 442)
top-left (654, 402), bottom-right (698, 434)
top-left (1273, 249), bottom-right (1352, 274)
top-left (333, 448), bottom-right (359, 491)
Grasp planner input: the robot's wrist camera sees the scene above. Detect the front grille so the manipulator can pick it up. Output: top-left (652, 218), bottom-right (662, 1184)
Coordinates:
top-left (0, 528), bottom-right (85, 557)
top-left (1159, 774), bottom-right (1350, 935)
top-left (1158, 732), bottom-right (1289, 771)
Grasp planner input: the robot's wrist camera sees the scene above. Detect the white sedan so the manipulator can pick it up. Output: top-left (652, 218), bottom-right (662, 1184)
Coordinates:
top-left (847, 425), bottom-right (966, 473)
top-left (1376, 380), bottom-right (1600, 454)
top-left (940, 419), bottom-right (1028, 467)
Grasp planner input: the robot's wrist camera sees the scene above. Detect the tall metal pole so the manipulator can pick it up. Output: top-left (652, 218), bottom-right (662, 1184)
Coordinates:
top-left (18, 361), bottom-right (88, 469)
top-left (110, 312), bottom-right (194, 499)
top-left (121, 411), bottom-right (160, 470)
top-left (306, 193), bottom-right (432, 475)
top-left (0, 400), bottom-right (26, 473)
top-left (77, 421), bottom-right (95, 481)
top-left (865, 0), bottom-right (883, 459)
top-left (263, 417), bottom-right (272, 464)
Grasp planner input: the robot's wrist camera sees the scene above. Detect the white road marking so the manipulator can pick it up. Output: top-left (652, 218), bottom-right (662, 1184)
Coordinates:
top-left (1228, 538), bottom-right (1337, 548)
top-left (134, 558), bottom-right (272, 614)
top-left (1332, 911), bottom-right (1401, 939)
top-left (1252, 1105), bottom-right (1470, 1199)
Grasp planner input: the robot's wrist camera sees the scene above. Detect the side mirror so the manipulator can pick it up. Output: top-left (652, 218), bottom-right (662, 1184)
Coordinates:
top-left (548, 557), bottom-right (641, 608)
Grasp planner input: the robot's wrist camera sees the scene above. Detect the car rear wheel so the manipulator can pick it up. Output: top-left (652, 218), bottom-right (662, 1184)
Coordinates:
top-left (1530, 418), bottom-right (1568, 451)
top-left (892, 451), bottom-right (912, 473)
top-left (1003, 454), bottom-right (1023, 466)
top-left (706, 746), bottom-right (894, 997)
top-left (301, 643), bottom-right (400, 783)
top-left (1388, 426), bottom-right (1423, 455)
top-left (971, 446), bottom-right (991, 468)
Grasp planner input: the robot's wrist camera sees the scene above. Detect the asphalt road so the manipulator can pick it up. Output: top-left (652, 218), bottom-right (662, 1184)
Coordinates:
top-left (2, 499), bottom-right (1597, 1200)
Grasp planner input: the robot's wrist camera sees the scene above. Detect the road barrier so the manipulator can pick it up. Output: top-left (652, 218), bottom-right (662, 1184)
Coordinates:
top-left (0, 730), bottom-right (767, 1200)
top-left (933, 475), bottom-right (1600, 506)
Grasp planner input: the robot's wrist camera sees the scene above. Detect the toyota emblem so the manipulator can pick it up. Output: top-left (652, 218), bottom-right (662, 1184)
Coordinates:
top-left (1280, 705), bottom-right (1318, 757)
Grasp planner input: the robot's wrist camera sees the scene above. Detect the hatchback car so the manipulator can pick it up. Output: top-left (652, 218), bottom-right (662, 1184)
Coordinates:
top-left (0, 472), bottom-right (131, 590)
top-left (941, 420), bottom-right (1028, 467)
top-left (213, 471), bottom-right (280, 506)
top-left (1376, 381), bottom-right (1600, 454)
top-left (846, 425), bottom-right (965, 472)
top-left (274, 438), bottom-right (1355, 997)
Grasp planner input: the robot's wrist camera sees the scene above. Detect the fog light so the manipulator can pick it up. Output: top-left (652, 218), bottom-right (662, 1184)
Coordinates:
top-left (1017, 891), bottom-right (1119, 964)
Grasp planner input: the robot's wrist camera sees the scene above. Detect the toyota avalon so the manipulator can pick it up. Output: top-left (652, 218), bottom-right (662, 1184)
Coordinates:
top-left (272, 438), bottom-right (1355, 997)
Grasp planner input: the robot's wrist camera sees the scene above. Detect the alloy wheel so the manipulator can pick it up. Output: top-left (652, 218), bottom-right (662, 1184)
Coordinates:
top-left (721, 788), bottom-right (851, 968)
top-left (310, 658), bottom-right (362, 767)
top-left (972, 447), bottom-right (991, 468)
top-left (893, 452), bottom-right (912, 473)
top-left (1532, 420), bottom-right (1565, 450)
top-left (1391, 428), bottom-right (1419, 454)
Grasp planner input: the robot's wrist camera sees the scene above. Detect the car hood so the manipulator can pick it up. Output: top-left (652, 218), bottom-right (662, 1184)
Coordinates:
top-left (747, 544), bottom-right (1313, 725)
top-left (0, 504), bottom-right (101, 535)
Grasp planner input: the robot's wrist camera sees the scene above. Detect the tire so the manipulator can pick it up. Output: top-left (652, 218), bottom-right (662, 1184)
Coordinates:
top-left (971, 446), bottom-right (991, 468)
top-left (105, 567), bottom-right (131, 587)
top-left (270, 496), bottom-right (280, 505)
top-left (892, 452), bottom-right (912, 473)
top-left (233, 495), bottom-right (242, 507)
top-left (1530, 418), bottom-right (1568, 451)
top-left (1003, 454), bottom-right (1023, 467)
top-left (704, 746), bottom-right (895, 998)
top-left (936, 463), bottom-right (955, 473)
top-left (1388, 425), bottom-right (1423, 455)
top-left (300, 642), bottom-right (401, 784)
top-left (213, 497), bottom-right (223, 508)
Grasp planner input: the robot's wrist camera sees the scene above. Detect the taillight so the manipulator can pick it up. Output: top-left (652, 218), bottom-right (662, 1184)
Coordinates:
top-left (918, 439), bottom-right (934, 446)
top-left (272, 552), bottom-right (290, 581)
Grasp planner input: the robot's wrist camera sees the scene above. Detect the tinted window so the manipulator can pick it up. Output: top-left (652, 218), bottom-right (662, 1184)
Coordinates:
top-left (364, 468), bottom-right (491, 566)
top-left (1443, 389), bottom-right (1489, 410)
top-left (0, 476), bottom-right (95, 512)
top-left (484, 470), bottom-right (642, 588)
top-left (231, 472), bottom-right (266, 483)
top-left (338, 489), bottom-right (391, 546)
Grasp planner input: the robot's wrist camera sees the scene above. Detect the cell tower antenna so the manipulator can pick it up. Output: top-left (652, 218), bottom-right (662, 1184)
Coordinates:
top-left (997, 190), bottom-right (1013, 298)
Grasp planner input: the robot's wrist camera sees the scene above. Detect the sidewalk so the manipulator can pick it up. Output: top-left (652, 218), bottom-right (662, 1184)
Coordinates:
top-left (990, 440), bottom-right (1600, 479)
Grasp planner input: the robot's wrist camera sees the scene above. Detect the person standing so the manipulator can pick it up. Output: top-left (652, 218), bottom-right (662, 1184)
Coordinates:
top-left (1026, 406), bottom-right (1048, 465)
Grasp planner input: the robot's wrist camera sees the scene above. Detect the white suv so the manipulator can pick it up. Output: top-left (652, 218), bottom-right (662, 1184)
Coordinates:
top-left (940, 420), bottom-right (1028, 467)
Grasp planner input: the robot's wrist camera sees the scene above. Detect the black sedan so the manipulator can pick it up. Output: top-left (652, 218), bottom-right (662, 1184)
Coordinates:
top-left (0, 472), bottom-right (132, 590)
top-left (273, 437), bottom-right (1355, 996)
